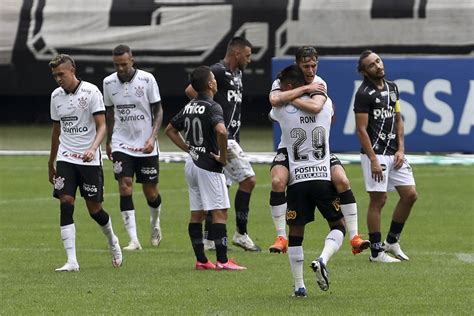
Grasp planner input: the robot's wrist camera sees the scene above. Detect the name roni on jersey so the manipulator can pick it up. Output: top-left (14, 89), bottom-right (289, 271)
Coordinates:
top-left (294, 165), bottom-right (328, 180)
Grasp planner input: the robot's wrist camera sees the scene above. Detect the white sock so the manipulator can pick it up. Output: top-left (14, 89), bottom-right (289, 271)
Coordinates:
top-left (121, 210), bottom-right (138, 242)
top-left (100, 218), bottom-right (116, 245)
top-left (341, 203), bottom-right (359, 240)
top-left (288, 246), bottom-right (305, 290)
top-left (271, 203), bottom-right (287, 238)
top-left (60, 224), bottom-right (77, 264)
top-left (319, 229), bottom-right (344, 266)
top-left (150, 205), bottom-right (161, 228)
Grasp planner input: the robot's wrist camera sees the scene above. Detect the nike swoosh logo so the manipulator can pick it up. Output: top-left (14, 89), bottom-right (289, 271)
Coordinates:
top-left (112, 92), bottom-right (119, 96)
top-left (149, 176), bottom-right (157, 180)
top-left (87, 193), bottom-right (97, 197)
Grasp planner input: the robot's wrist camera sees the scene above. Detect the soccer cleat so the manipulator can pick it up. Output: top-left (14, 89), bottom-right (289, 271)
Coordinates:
top-left (292, 287), bottom-right (307, 298)
top-left (269, 236), bottom-right (288, 254)
top-left (110, 236), bottom-right (123, 268)
top-left (195, 260), bottom-right (216, 270)
top-left (123, 240), bottom-right (142, 251)
top-left (369, 251), bottom-right (401, 263)
top-left (216, 258), bottom-right (247, 270)
top-left (55, 262), bottom-right (80, 272)
top-left (310, 258), bottom-right (330, 291)
top-left (203, 239), bottom-right (216, 251)
top-left (150, 226), bottom-right (162, 247)
top-left (383, 241), bottom-right (410, 261)
top-left (351, 234), bottom-right (371, 255)
top-left (232, 232), bottom-right (261, 252)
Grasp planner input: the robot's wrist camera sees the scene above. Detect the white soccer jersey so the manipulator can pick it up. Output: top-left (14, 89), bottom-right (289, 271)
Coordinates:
top-left (103, 69), bottom-right (161, 157)
top-left (270, 75), bottom-right (327, 149)
top-left (50, 81), bottom-right (105, 166)
top-left (272, 97), bottom-right (334, 185)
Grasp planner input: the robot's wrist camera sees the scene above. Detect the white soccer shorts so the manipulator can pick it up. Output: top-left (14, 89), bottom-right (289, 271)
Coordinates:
top-left (360, 154), bottom-right (416, 192)
top-left (223, 139), bottom-right (255, 186)
top-left (184, 158), bottom-right (230, 211)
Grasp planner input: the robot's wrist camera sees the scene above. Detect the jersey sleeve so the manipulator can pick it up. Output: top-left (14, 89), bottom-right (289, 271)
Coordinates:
top-left (210, 63), bottom-right (225, 83)
top-left (91, 86), bottom-right (106, 114)
top-left (169, 108), bottom-right (185, 131)
top-left (209, 103), bottom-right (225, 127)
top-left (270, 79), bottom-right (281, 93)
top-left (103, 79), bottom-right (113, 107)
top-left (50, 91), bottom-right (59, 121)
top-left (148, 74), bottom-right (161, 104)
top-left (353, 90), bottom-right (371, 113)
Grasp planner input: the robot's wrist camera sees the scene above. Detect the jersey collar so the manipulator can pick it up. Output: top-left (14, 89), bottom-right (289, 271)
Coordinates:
top-left (117, 68), bottom-right (137, 83)
top-left (62, 79), bottom-right (82, 95)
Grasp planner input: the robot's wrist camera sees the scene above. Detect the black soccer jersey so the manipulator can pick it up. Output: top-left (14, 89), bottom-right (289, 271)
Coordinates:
top-left (354, 78), bottom-right (400, 155)
top-left (170, 95), bottom-right (225, 173)
top-left (210, 60), bottom-right (243, 142)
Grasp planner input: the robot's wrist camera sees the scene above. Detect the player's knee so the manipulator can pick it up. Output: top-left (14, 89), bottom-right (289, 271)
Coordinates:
top-left (59, 195), bottom-right (74, 205)
top-left (330, 223), bottom-right (346, 236)
top-left (371, 194), bottom-right (387, 208)
top-left (271, 175), bottom-right (286, 192)
top-left (118, 178), bottom-right (133, 194)
top-left (240, 176), bottom-right (256, 191)
top-left (333, 175), bottom-right (351, 193)
top-left (402, 188), bottom-right (418, 205)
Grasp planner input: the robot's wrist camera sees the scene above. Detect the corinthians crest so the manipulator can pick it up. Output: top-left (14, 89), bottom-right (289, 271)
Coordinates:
top-left (77, 96), bottom-right (88, 109)
top-left (390, 91), bottom-right (397, 102)
top-left (135, 86), bottom-right (145, 98)
top-left (54, 176), bottom-right (65, 190)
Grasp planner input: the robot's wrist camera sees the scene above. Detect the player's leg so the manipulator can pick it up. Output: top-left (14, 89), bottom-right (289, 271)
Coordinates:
top-left (54, 162), bottom-right (79, 272)
top-left (139, 155), bottom-right (162, 247)
top-left (287, 224), bottom-right (306, 297)
top-left (330, 154), bottom-right (369, 254)
top-left (203, 211), bottom-right (215, 250)
top-left (113, 152), bottom-right (141, 250)
top-left (268, 148), bottom-right (289, 253)
top-left (81, 166), bottom-right (122, 268)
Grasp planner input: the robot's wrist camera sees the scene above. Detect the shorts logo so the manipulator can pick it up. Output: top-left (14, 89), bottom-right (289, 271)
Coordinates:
top-left (83, 183), bottom-right (98, 193)
top-left (332, 198), bottom-right (341, 212)
top-left (113, 161), bottom-right (123, 174)
top-left (77, 97), bottom-right (88, 109)
top-left (141, 167), bottom-right (157, 175)
top-left (135, 86), bottom-right (145, 98)
top-left (286, 210), bottom-right (297, 220)
top-left (274, 153), bottom-right (287, 162)
top-left (54, 176), bottom-right (65, 190)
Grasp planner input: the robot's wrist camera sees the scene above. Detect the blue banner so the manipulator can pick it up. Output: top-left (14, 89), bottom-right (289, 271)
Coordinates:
top-left (272, 57), bottom-right (474, 153)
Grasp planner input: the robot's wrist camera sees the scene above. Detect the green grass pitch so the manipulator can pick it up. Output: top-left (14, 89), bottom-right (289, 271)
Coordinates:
top-left (0, 155), bottom-right (473, 314)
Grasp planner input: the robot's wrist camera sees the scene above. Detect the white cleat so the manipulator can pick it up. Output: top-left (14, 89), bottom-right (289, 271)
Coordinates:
top-left (123, 240), bottom-right (142, 251)
top-left (383, 241), bottom-right (410, 261)
top-left (110, 236), bottom-right (123, 268)
top-left (310, 258), bottom-right (329, 291)
top-left (203, 239), bottom-right (216, 251)
top-left (232, 232), bottom-right (261, 252)
top-left (369, 251), bottom-right (401, 263)
top-left (150, 226), bottom-right (162, 247)
top-left (55, 262), bottom-right (80, 272)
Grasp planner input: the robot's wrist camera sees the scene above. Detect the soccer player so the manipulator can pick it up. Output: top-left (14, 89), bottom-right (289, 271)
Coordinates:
top-left (272, 64), bottom-right (345, 297)
top-left (48, 54), bottom-right (122, 272)
top-left (354, 50), bottom-right (418, 263)
top-left (185, 37), bottom-right (260, 252)
top-left (268, 46), bottom-right (369, 255)
top-left (165, 65), bottom-right (246, 270)
top-left (103, 45), bottom-right (163, 250)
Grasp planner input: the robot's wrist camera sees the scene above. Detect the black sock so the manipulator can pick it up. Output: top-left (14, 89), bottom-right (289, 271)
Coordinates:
top-left (269, 191), bottom-right (286, 206)
top-left (60, 202), bottom-right (74, 226)
top-left (369, 232), bottom-right (382, 257)
top-left (204, 211), bottom-right (213, 240)
top-left (120, 195), bottom-right (134, 212)
top-left (147, 194), bottom-right (161, 208)
top-left (213, 223), bottom-right (228, 263)
top-left (235, 190), bottom-right (251, 234)
top-left (90, 209), bottom-right (110, 226)
top-left (188, 223), bottom-right (207, 263)
top-left (288, 235), bottom-right (304, 247)
top-left (386, 221), bottom-right (405, 244)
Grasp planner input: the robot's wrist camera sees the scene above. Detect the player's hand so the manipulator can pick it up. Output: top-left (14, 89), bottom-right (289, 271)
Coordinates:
top-left (48, 165), bottom-right (56, 184)
top-left (82, 149), bottom-right (95, 162)
top-left (143, 137), bottom-right (155, 154)
top-left (306, 82), bottom-right (327, 94)
top-left (211, 152), bottom-right (227, 166)
top-left (370, 159), bottom-right (384, 182)
top-left (106, 143), bottom-right (113, 161)
top-left (393, 151), bottom-right (404, 170)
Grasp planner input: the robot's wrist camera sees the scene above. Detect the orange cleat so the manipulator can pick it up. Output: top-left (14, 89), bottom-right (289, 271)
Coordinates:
top-left (216, 258), bottom-right (247, 270)
top-left (351, 234), bottom-right (371, 255)
top-left (269, 236), bottom-right (289, 254)
top-left (195, 260), bottom-right (216, 270)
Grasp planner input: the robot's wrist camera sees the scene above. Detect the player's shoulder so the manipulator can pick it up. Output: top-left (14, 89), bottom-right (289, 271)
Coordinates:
top-left (270, 78), bottom-right (281, 92)
top-left (313, 75), bottom-right (327, 88)
top-left (80, 81), bottom-right (101, 94)
top-left (356, 79), bottom-right (374, 96)
top-left (51, 87), bottom-right (64, 99)
top-left (210, 61), bottom-right (226, 74)
top-left (385, 79), bottom-right (398, 89)
top-left (103, 72), bottom-right (118, 86)
top-left (135, 69), bottom-right (156, 85)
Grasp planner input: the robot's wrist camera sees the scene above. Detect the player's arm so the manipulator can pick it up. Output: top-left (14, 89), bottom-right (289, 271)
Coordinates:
top-left (143, 101), bottom-right (163, 154)
top-left (165, 123), bottom-right (189, 153)
top-left (211, 122), bottom-right (228, 166)
top-left (269, 81), bottom-right (326, 107)
top-left (292, 93), bottom-right (327, 114)
top-left (393, 105), bottom-right (405, 170)
top-left (355, 112), bottom-right (383, 182)
top-left (83, 112), bottom-right (106, 162)
top-left (105, 106), bottom-right (114, 160)
top-left (185, 84), bottom-right (198, 100)
top-left (48, 121), bottom-right (60, 184)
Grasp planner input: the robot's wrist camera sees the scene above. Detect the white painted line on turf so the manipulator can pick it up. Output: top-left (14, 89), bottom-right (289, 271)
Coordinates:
top-left (455, 253), bottom-right (474, 263)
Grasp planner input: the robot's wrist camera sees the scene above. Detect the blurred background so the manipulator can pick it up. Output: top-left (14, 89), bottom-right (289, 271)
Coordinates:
top-left (1, 0), bottom-right (473, 152)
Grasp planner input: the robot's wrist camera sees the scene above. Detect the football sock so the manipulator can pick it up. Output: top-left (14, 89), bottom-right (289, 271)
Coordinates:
top-left (148, 194), bottom-right (162, 228)
top-left (188, 223), bottom-right (207, 263)
top-left (60, 202), bottom-right (74, 226)
top-left (339, 190), bottom-right (359, 240)
top-left (288, 241), bottom-right (305, 290)
top-left (235, 190), bottom-right (251, 234)
top-left (60, 223), bottom-right (77, 264)
top-left (369, 232), bottom-right (383, 257)
top-left (121, 210), bottom-right (138, 242)
top-left (213, 223), bottom-right (228, 263)
top-left (269, 191), bottom-right (287, 238)
top-left (97, 214), bottom-right (116, 245)
top-left (319, 228), bottom-right (344, 266)
top-left (386, 220), bottom-right (405, 244)
top-left (204, 211), bottom-right (213, 241)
